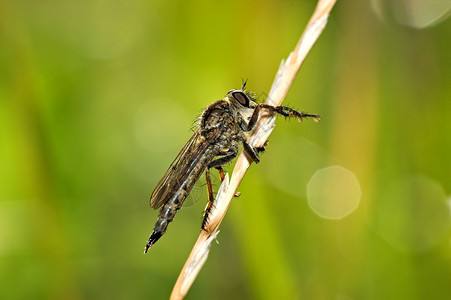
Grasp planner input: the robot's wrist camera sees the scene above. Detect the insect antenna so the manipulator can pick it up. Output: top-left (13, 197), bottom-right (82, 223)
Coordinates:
top-left (241, 78), bottom-right (248, 91)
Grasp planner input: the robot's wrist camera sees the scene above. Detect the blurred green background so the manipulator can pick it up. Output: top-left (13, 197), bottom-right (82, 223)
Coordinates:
top-left (1, 0), bottom-right (450, 299)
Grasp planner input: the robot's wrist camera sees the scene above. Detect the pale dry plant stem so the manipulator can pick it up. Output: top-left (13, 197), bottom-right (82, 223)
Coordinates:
top-left (170, 0), bottom-right (337, 298)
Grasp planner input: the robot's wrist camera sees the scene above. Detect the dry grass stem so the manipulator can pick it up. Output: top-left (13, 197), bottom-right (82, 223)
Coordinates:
top-left (170, 0), bottom-right (337, 298)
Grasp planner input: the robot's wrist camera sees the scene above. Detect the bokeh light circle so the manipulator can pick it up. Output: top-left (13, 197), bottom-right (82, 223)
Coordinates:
top-left (371, 0), bottom-right (451, 28)
top-left (307, 166), bottom-right (361, 219)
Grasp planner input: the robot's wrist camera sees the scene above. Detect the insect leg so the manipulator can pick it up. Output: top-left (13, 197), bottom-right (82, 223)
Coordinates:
top-left (214, 165), bottom-right (241, 198)
top-left (202, 167), bottom-right (215, 229)
top-left (243, 141), bottom-right (263, 164)
top-left (205, 167), bottom-right (214, 202)
top-left (208, 148), bottom-right (238, 170)
top-left (245, 104), bottom-right (262, 131)
top-left (245, 104), bottom-right (320, 132)
top-left (201, 145), bottom-right (239, 229)
top-left (259, 104), bottom-right (321, 122)
top-left (214, 149), bottom-right (234, 181)
top-left (215, 166), bottom-right (225, 182)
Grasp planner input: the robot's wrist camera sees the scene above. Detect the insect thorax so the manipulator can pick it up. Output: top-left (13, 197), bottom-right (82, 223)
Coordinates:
top-left (200, 100), bottom-right (246, 146)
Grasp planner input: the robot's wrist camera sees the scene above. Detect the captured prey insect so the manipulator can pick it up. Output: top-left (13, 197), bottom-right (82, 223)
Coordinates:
top-left (144, 82), bottom-right (320, 253)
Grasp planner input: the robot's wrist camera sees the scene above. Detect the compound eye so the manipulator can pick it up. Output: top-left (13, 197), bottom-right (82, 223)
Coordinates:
top-left (232, 91), bottom-right (250, 107)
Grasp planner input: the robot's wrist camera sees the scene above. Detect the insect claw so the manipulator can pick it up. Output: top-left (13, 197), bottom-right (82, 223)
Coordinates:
top-left (313, 116), bottom-right (321, 122)
top-left (144, 231), bottom-right (163, 253)
top-left (234, 192), bottom-right (241, 197)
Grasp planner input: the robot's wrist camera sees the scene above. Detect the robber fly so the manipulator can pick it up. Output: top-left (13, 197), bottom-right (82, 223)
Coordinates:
top-left (144, 82), bottom-right (320, 253)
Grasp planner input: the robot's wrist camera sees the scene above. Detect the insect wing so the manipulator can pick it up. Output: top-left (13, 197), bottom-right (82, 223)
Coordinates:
top-left (183, 170), bottom-right (221, 207)
top-left (149, 130), bottom-right (212, 209)
top-left (150, 130), bottom-right (200, 208)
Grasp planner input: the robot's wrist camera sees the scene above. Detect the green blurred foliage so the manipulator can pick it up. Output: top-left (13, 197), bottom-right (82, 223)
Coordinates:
top-left (1, 0), bottom-right (450, 299)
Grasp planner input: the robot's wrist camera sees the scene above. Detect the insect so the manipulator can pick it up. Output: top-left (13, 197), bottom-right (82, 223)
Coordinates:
top-left (144, 82), bottom-right (320, 253)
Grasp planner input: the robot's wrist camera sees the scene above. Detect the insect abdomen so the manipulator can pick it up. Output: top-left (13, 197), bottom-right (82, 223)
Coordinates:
top-left (154, 189), bottom-right (187, 232)
top-left (145, 147), bottom-right (217, 252)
